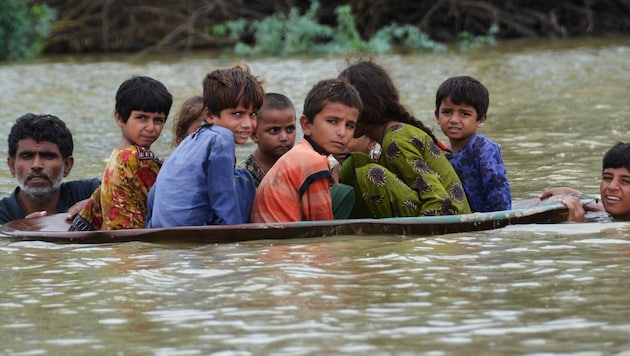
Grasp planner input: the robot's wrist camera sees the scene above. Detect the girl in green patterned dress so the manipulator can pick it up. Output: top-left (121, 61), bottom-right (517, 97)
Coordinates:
top-left (338, 60), bottom-right (471, 218)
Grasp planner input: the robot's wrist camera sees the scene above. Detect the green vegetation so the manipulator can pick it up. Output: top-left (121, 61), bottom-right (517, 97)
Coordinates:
top-left (457, 24), bottom-right (500, 53)
top-left (212, 1), bottom-right (494, 57)
top-left (0, 0), bottom-right (56, 60)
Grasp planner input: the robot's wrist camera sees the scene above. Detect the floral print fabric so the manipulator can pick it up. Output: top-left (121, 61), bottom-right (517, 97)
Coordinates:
top-left (339, 123), bottom-right (470, 218)
top-left (72, 145), bottom-right (161, 230)
top-left (447, 134), bottom-right (511, 212)
top-left (239, 153), bottom-right (265, 187)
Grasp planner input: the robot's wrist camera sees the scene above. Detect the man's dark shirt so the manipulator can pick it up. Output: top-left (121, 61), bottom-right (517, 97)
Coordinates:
top-left (0, 178), bottom-right (100, 225)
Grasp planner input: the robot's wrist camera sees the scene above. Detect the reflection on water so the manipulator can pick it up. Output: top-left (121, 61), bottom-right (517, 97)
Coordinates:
top-left (2, 226), bottom-right (630, 354)
top-left (1, 37), bottom-right (630, 354)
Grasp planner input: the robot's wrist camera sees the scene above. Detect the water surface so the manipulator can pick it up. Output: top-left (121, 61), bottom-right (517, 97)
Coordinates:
top-left (0, 37), bottom-right (629, 354)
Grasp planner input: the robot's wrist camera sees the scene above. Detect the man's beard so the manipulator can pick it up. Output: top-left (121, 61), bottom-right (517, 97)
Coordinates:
top-left (17, 173), bottom-right (63, 204)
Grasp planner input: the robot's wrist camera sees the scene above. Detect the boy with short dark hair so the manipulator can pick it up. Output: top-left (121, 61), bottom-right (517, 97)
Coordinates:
top-left (147, 65), bottom-right (264, 227)
top-left (70, 76), bottom-right (173, 231)
top-left (435, 75), bottom-right (511, 212)
top-left (250, 78), bottom-right (362, 223)
top-left (542, 142), bottom-right (630, 222)
top-left (239, 92), bottom-right (297, 186)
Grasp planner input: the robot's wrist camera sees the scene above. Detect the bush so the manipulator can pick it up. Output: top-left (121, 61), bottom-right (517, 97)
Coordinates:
top-left (0, 0), bottom-right (56, 60)
top-left (214, 1), bottom-right (452, 57)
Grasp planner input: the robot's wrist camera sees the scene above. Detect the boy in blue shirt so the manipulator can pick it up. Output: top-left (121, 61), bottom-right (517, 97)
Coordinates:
top-left (435, 75), bottom-right (512, 212)
top-left (147, 65), bottom-right (264, 227)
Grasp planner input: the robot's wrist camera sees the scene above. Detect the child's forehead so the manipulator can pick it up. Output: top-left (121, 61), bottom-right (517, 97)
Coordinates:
top-left (603, 167), bottom-right (630, 176)
top-left (441, 97), bottom-right (475, 107)
top-left (260, 107), bottom-right (295, 117)
top-left (227, 103), bottom-right (257, 111)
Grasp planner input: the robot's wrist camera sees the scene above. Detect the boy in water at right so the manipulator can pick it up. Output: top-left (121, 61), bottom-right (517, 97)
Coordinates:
top-left (540, 142), bottom-right (630, 222)
top-left (435, 75), bottom-right (512, 212)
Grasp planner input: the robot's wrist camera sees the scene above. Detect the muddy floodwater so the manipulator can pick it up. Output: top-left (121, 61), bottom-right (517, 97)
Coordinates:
top-left (0, 37), bottom-right (629, 354)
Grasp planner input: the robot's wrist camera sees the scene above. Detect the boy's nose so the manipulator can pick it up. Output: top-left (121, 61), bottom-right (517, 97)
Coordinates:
top-left (243, 115), bottom-right (255, 128)
top-left (449, 114), bottom-right (461, 122)
top-left (608, 178), bottom-right (622, 189)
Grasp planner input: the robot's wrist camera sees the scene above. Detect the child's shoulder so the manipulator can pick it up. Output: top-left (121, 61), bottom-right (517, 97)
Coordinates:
top-left (111, 145), bottom-right (162, 166)
top-left (189, 124), bottom-right (235, 145)
top-left (469, 133), bottom-right (501, 149)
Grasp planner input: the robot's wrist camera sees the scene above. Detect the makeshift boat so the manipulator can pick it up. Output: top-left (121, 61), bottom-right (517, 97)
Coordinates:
top-left (0, 197), bottom-right (590, 244)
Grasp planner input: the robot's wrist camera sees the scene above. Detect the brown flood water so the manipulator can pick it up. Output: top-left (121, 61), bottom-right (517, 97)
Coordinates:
top-left (0, 37), bottom-right (629, 354)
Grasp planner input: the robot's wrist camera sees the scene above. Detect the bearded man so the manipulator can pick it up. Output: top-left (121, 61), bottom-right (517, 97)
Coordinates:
top-left (0, 113), bottom-right (100, 224)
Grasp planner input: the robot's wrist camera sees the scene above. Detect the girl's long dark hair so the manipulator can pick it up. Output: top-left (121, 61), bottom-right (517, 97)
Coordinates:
top-left (338, 59), bottom-right (439, 143)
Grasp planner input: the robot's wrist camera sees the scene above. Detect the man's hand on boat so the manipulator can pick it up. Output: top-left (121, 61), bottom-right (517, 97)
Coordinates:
top-left (22, 199), bottom-right (89, 222)
top-left (65, 199), bottom-right (89, 222)
top-left (539, 187), bottom-right (604, 222)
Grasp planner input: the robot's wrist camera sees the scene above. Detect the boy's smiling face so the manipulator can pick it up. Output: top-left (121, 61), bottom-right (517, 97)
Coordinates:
top-left (300, 102), bottom-right (358, 155)
top-left (206, 104), bottom-right (257, 145)
top-left (600, 167), bottom-right (630, 220)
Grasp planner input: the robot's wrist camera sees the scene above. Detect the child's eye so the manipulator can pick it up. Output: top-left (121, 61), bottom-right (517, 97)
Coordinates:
top-left (602, 174), bottom-right (613, 181)
top-left (154, 117), bottom-right (166, 124)
top-left (286, 126), bottom-right (296, 133)
top-left (346, 122), bottom-right (356, 129)
top-left (267, 127), bottom-right (279, 134)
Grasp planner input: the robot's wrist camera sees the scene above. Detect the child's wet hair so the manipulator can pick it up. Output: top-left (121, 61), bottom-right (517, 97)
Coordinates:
top-left (339, 59), bottom-right (438, 142)
top-left (302, 78), bottom-right (362, 123)
top-left (259, 93), bottom-right (295, 122)
top-left (435, 76), bottom-right (489, 120)
top-left (172, 96), bottom-right (204, 147)
top-left (115, 76), bottom-right (173, 123)
top-left (603, 142), bottom-right (630, 172)
top-left (203, 64), bottom-right (265, 116)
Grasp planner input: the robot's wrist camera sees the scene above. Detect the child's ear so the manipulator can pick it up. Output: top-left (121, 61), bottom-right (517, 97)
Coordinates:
top-left (478, 115), bottom-right (487, 127)
top-left (250, 130), bottom-right (259, 143)
top-left (114, 113), bottom-right (125, 128)
top-left (434, 109), bottom-right (439, 120)
top-left (203, 107), bottom-right (214, 124)
top-left (300, 115), bottom-right (312, 136)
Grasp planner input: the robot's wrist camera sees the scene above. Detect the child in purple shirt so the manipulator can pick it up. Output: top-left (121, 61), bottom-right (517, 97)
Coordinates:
top-left (435, 76), bottom-right (511, 212)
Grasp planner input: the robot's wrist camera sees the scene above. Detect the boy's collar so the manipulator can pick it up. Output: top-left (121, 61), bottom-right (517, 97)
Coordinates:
top-left (304, 135), bottom-right (329, 156)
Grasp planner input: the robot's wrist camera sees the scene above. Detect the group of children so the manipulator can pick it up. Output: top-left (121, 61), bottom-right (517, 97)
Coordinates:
top-left (67, 58), bottom-right (620, 231)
